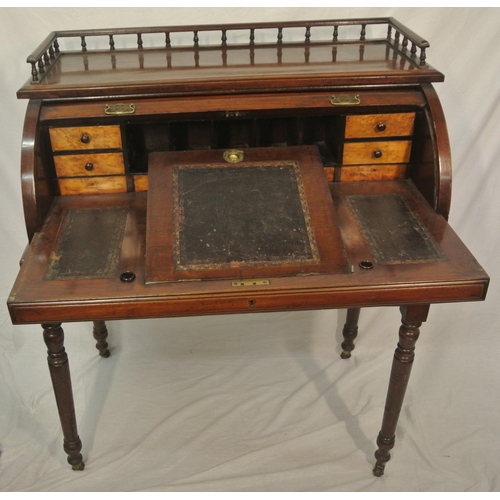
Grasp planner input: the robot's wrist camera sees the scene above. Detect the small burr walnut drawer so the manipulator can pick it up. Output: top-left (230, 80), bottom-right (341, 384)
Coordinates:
top-left (345, 113), bottom-right (415, 139)
top-left (342, 140), bottom-right (412, 165)
top-left (58, 176), bottom-right (128, 196)
top-left (49, 125), bottom-right (122, 151)
top-left (53, 153), bottom-right (125, 177)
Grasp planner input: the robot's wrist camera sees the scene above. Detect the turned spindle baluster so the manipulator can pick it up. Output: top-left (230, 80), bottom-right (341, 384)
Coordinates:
top-left (38, 58), bottom-right (45, 74)
top-left (30, 62), bottom-right (38, 82)
top-left (43, 51), bottom-right (50, 67)
top-left (165, 32), bottom-right (171, 48)
top-left (305, 26), bottom-right (311, 43)
top-left (402, 36), bottom-right (408, 52)
top-left (387, 25), bottom-right (392, 40)
top-left (360, 23), bottom-right (366, 41)
top-left (332, 45), bottom-right (337, 62)
top-left (80, 36), bottom-right (87, 52)
top-left (277, 27), bottom-right (283, 44)
top-left (333, 25), bottom-right (339, 42)
top-left (221, 29), bottom-right (227, 46)
top-left (411, 42), bottom-right (417, 58)
top-left (137, 33), bottom-right (143, 49)
top-left (54, 38), bottom-right (60, 54)
top-left (109, 34), bottom-right (115, 50)
top-left (420, 47), bottom-right (427, 65)
top-left (193, 30), bottom-right (199, 47)
top-left (394, 30), bottom-right (400, 46)
top-left (49, 44), bottom-right (55, 60)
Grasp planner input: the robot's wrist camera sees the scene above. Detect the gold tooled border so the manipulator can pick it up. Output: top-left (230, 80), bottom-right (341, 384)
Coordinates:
top-left (172, 161), bottom-right (320, 271)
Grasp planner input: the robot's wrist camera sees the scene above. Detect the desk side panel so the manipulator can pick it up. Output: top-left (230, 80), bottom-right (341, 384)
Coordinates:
top-left (409, 84), bottom-right (452, 219)
top-left (21, 100), bottom-right (57, 241)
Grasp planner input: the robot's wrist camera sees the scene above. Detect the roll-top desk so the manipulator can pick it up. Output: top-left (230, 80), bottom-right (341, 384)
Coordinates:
top-left (8, 18), bottom-right (489, 477)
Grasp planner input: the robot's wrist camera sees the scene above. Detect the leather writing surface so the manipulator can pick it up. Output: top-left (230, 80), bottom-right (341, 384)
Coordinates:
top-left (344, 194), bottom-right (446, 264)
top-left (174, 163), bottom-right (319, 270)
top-left (45, 208), bottom-right (127, 280)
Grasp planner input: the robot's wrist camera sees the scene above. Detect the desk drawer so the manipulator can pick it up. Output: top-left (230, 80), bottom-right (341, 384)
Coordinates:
top-left (343, 140), bottom-right (412, 165)
top-left (54, 153), bottom-right (125, 177)
top-left (345, 113), bottom-right (415, 139)
top-left (58, 176), bottom-right (128, 195)
top-left (49, 125), bottom-right (122, 151)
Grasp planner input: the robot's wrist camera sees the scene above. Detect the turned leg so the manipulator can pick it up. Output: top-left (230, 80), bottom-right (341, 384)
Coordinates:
top-left (341, 308), bottom-right (361, 359)
top-left (373, 304), bottom-right (430, 477)
top-left (92, 320), bottom-right (110, 358)
top-left (42, 323), bottom-right (84, 470)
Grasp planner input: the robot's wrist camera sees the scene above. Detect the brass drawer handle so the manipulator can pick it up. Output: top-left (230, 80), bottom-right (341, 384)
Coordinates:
top-left (104, 103), bottom-right (136, 115)
top-left (373, 149), bottom-right (383, 158)
top-left (329, 94), bottom-right (361, 106)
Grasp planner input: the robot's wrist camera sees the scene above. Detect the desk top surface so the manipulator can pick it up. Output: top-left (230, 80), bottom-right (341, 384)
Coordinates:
top-left (8, 178), bottom-right (488, 325)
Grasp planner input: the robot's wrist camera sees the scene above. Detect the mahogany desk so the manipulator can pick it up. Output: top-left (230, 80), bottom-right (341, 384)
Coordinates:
top-left (8, 18), bottom-right (489, 477)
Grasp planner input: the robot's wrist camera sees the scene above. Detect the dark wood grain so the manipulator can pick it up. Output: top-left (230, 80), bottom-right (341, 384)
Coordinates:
top-left (9, 17), bottom-right (490, 475)
top-left (42, 323), bottom-right (84, 470)
top-left (373, 304), bottom-right (430, 476)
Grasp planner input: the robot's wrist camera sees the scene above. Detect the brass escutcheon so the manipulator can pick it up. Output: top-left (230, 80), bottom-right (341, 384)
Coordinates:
top-left (329, 94), bottom-right (361, 106)
top-left (104, 103), bottom-right (136, 115)
top-left (223, 149), bottom-right (244, 163)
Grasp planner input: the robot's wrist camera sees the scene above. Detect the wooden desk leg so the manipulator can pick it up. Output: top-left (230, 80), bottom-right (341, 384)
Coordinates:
top-left (42, 323), bottom-right (85, 471)
top-left (92, 320), bottom-right (110, 358)
top-left (341, 307), bottom-right (361, 359)
top-left (373, 304), bottom-right (430, 477)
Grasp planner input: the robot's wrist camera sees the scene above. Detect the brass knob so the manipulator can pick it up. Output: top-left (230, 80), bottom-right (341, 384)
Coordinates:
top-left (376, 122), bottom-right (386, 132)
top-left (223, 149), bottom-right (244, 163)
top-left (80, 134), bottom-right (90, 144)
top-left (373, 149), bottom-right (382, 159)
top-left (84, 162), bottom-right (94, 171)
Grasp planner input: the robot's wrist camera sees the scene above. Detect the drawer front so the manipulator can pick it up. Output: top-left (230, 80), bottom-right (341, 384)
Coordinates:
top-left (54, 153), bottom-right (125, 177)
top-left (58, 176), bottom-right (128, 195)
top-left (340, 164), bottom-right (407, 182)
top-left (343, 140), bottom-right (412, 165)
top-left (49, 125), bottom-right (122, 151)
top-left (133, 175), bottom-right (149, 192)
top-left (345, 113), bottom-right (415, 139)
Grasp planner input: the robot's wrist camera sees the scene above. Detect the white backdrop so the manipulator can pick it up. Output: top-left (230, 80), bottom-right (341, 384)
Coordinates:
top-left (1, 7), bottom-right (499, 492)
